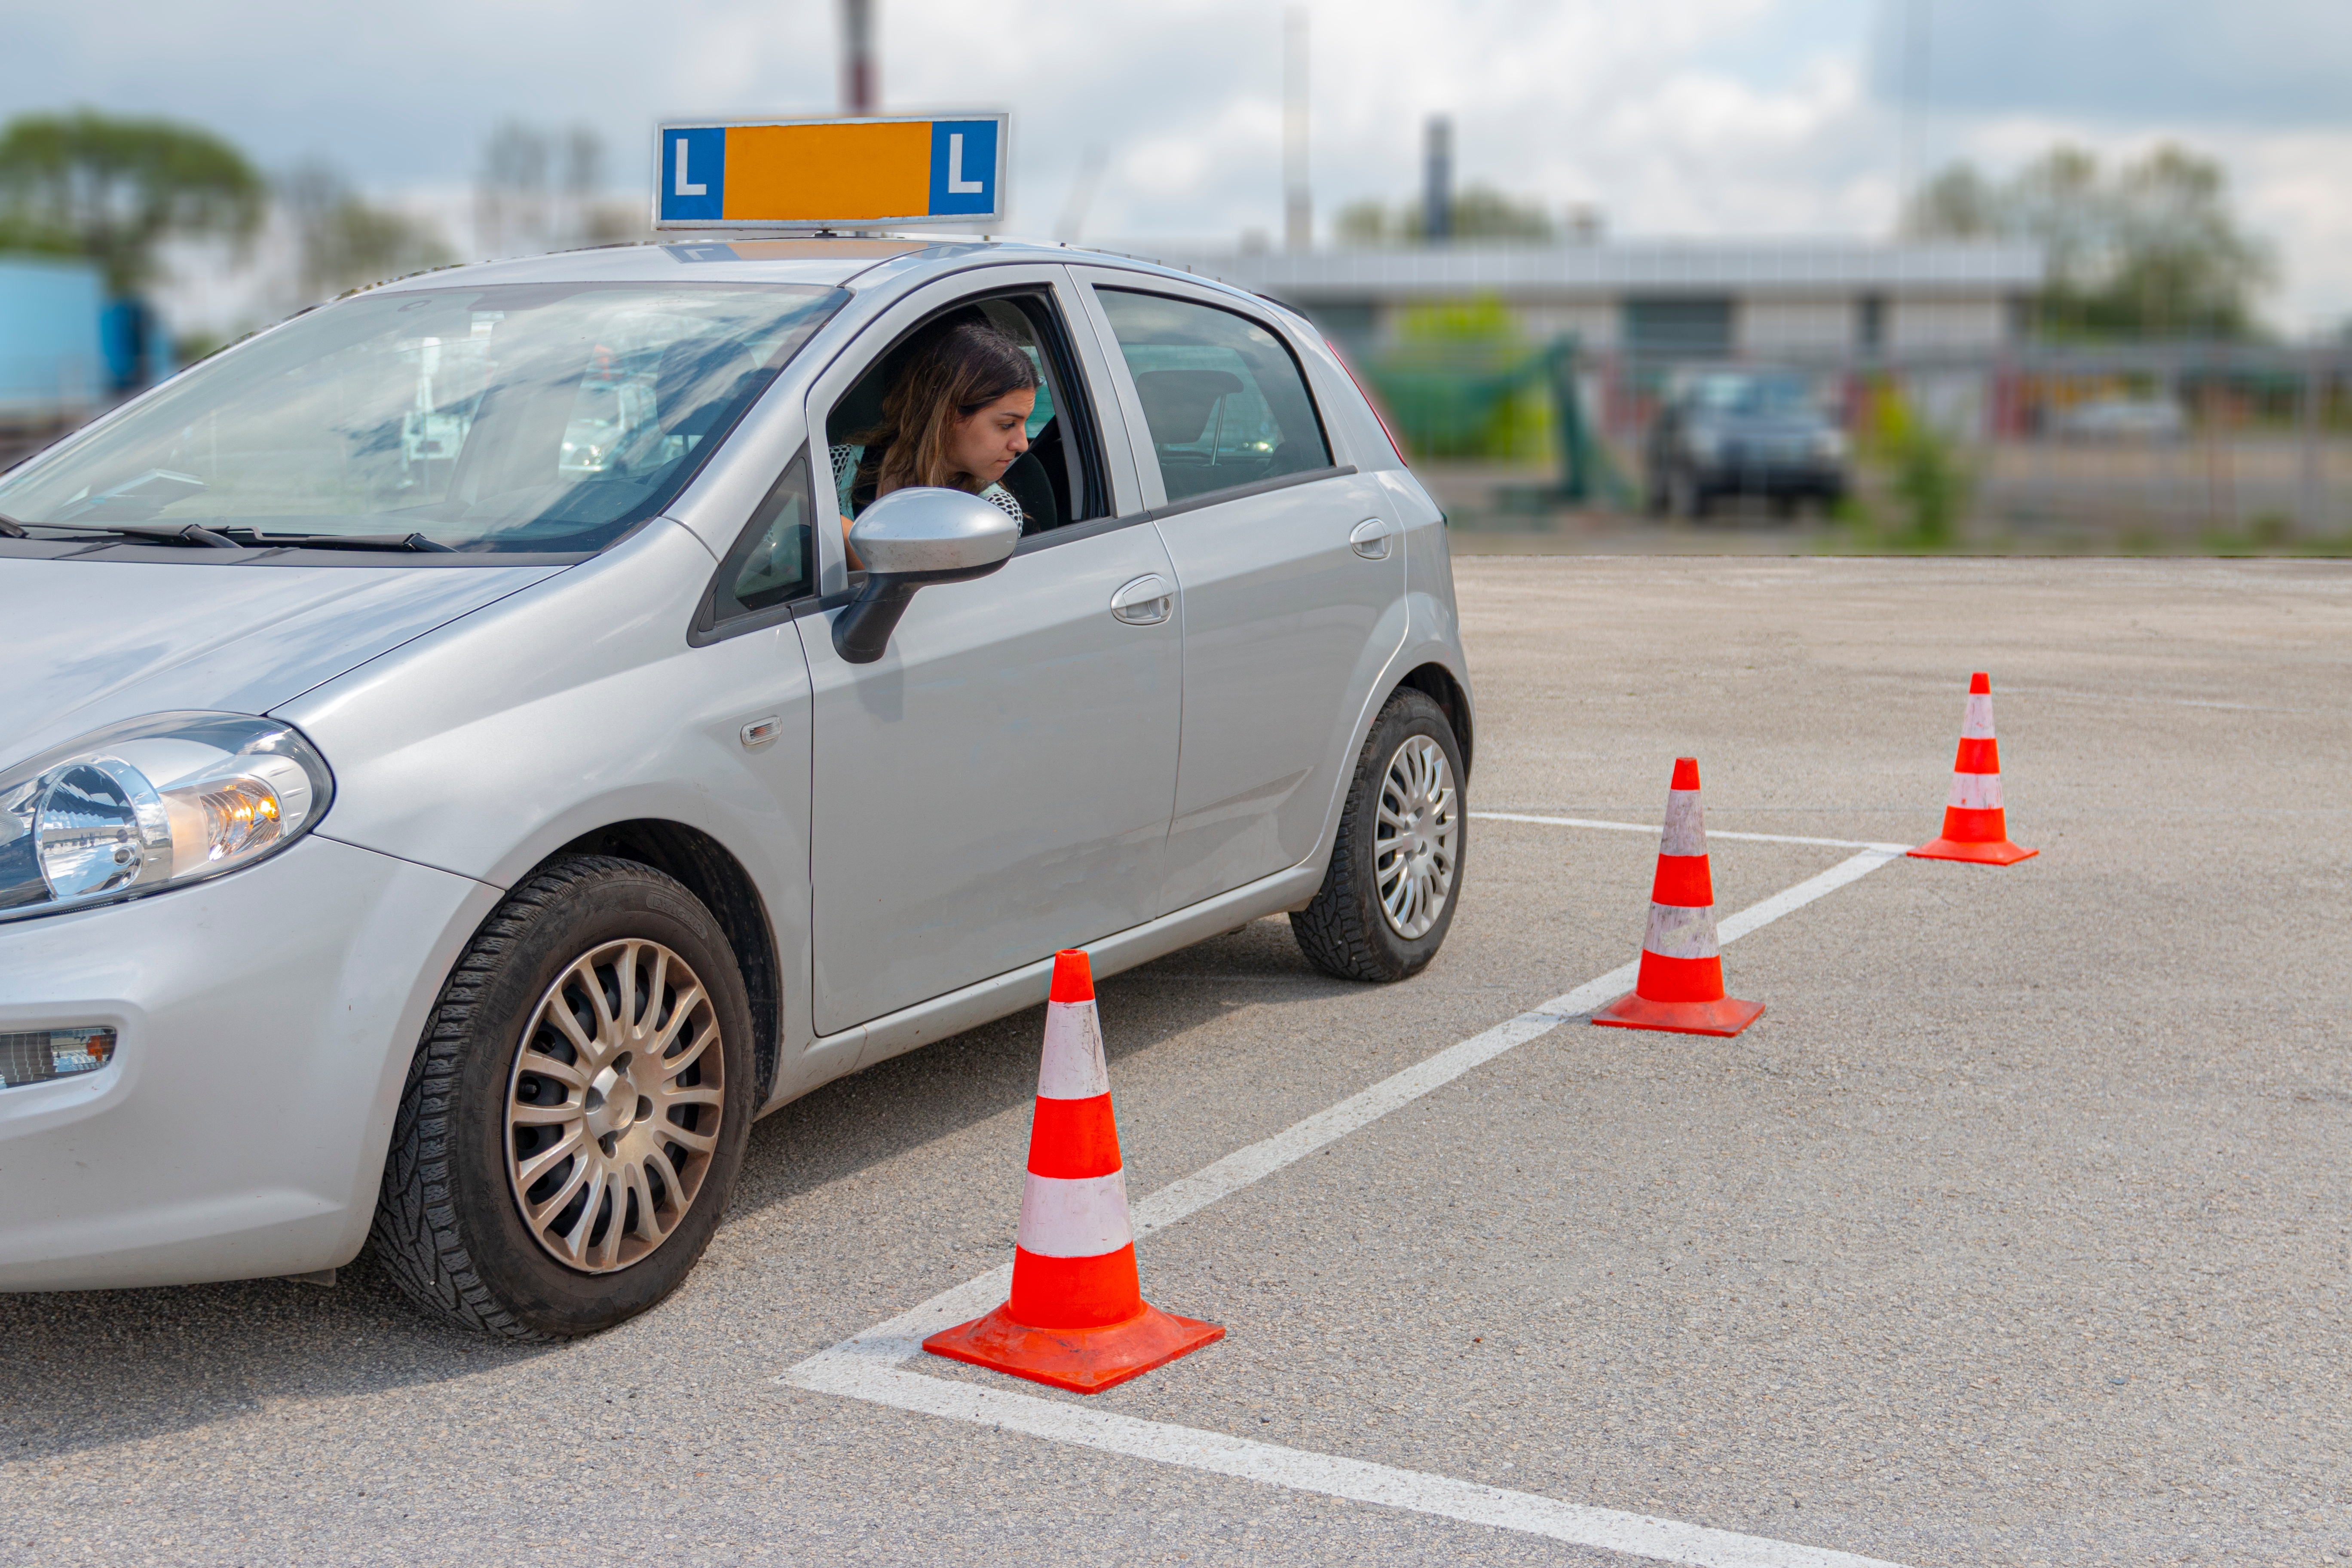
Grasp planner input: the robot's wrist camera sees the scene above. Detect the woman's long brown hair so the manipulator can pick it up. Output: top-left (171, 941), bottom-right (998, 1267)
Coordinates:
top-left (858, 321), bottom-right (1039, 499)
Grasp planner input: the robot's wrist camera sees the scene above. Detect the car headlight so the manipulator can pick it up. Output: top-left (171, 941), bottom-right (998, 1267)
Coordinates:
top-left (0, 712), bottom-right (334, 922)
top-left (1812, 429), bottom-right (1849, 460)
top-left (1685, 428), bottom-right (1722, 462)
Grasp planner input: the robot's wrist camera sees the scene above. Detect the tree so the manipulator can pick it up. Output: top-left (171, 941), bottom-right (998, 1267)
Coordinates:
top-left (0, 110), bottom-right (264, 294)
top-left (1905, 143), bottom-right (2274, 339)
top-left (282, 162), bottom-right (454, 301)
top-left (475, 121), bottom-right (612, 258)
top-left (1335, 184), bottom-right (1559, 245)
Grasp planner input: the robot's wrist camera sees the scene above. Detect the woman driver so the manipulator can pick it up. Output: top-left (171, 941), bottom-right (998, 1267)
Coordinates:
top-left (830, 320), bottom-right (1039, 540)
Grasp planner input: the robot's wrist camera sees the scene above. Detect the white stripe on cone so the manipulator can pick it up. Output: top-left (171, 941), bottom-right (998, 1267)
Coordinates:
top-left (1961, 692), bottom-right (1996, 739)
top-left (1037, 998), bottom-right (1110, 1100)
top-left (1945, 772), bottom-right (2005, 810)
top-left (1017, 1169), bottom-right (1136, 1258)
top-left (1660, 788), bottom-right (1706, 858)
top-left (1642, 901), bottom-right (1721, 961)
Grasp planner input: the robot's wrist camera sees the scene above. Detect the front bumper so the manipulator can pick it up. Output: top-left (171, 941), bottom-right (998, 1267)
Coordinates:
top-left (1698, 458), bottom-right (1846, 498)
top-left (0, 834), bottom-right (497, 1291)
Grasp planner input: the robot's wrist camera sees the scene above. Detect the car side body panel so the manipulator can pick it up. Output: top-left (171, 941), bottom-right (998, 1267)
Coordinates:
top-left (273, 517), bottom-right (823, 1110)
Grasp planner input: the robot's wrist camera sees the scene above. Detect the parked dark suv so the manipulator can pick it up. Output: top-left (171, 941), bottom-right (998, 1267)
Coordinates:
top-left (1644, 369), bottom-right (1848, 518)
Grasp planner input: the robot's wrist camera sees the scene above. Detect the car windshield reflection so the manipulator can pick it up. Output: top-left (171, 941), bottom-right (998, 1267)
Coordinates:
top-left (0, 282), bottom-right (849, 555)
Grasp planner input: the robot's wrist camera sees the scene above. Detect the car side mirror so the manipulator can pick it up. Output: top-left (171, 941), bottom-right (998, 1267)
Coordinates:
top-left (832, 486), bottom-right (1020, 664)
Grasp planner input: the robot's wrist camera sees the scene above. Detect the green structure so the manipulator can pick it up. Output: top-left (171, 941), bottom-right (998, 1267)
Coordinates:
top-left (1360, 333), bottom-right (1635, 509)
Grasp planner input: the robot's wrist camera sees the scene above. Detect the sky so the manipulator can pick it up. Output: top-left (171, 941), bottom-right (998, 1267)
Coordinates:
top-left (8, 0), bottom-right (2350, 331)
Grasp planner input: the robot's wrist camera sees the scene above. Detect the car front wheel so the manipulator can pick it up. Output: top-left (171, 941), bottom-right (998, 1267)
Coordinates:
top-left (371, 855), bottom-right (756, 1340)
top-left (1291, 688), bottom-right (1467, 982)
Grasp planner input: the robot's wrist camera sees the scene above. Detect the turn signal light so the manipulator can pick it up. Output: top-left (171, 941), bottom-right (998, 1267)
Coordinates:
top-left (0, 1026), bottom-right (117, 1090)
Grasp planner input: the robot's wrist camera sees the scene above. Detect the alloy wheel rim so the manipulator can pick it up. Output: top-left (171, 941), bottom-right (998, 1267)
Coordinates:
top-left (505, 938), bottom-right (724, 1274)
top-left (1373, 734), bottom-right (1458, 941)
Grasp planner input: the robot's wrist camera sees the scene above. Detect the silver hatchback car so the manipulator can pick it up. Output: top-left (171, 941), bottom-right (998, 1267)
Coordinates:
top-left (0, 238), bottom-right (1471, 1337)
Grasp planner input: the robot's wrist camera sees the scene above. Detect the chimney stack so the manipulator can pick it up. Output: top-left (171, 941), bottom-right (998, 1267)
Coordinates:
top-left (841, 0), bottom-right (876, 115)
top-left (1423, 115), bottom-right (1453, 244)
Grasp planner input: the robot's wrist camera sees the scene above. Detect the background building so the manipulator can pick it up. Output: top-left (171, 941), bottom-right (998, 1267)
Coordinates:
top-left (1118, 239), bottom-right (2046, 364)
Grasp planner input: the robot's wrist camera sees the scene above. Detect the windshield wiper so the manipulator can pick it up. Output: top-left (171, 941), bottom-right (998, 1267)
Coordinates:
top-left (2, 514), bottom-right (460, 552)
top-left (6, 518), bottom-right (242, 549)
top-left (220, 529), bottom-right (458, 553)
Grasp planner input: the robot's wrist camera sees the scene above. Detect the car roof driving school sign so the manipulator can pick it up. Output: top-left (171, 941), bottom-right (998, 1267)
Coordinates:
top-left (654, 114), bottom-right (1007, 230)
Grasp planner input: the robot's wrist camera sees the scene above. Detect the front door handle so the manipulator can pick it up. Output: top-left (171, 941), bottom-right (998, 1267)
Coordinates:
top-left (1109, 573), bottom-right (1173, 625)
top-left (1349, 518), bottom-right (1395, 560)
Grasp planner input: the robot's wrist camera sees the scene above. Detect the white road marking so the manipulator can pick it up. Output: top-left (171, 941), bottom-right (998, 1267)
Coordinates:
top-left (785, 846), bottom-right (1912, 1568)
top-left (1472, 812), bottom-right (1912, 854)
top-left (2003, 684), bottom-right (2337, 716)
top-left (791, 1360), bottom-right (1911, 1568)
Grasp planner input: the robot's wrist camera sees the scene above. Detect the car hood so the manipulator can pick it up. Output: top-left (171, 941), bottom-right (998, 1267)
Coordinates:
top-left (0, 557), bottom-right (566, 770)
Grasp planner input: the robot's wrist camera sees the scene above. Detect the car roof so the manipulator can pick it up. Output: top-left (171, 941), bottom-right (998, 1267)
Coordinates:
top-left (366, 236), bottom-right (1276, 312)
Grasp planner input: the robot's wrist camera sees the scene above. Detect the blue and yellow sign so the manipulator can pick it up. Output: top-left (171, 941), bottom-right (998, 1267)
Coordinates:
top-left (653, 114), bottom-right (1006, 230)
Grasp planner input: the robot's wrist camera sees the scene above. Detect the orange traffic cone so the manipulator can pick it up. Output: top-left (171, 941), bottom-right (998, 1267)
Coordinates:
top-left (1910, 672), bottom-right (2037, 865)
top-left (1591, 758), bottom-right (1764, 1038)
top-left (924, 950), bottom-right (1224, 1393)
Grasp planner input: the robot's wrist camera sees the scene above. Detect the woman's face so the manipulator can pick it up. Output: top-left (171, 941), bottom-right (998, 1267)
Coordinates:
top-left (947, 388), bottom-right (1035, 485)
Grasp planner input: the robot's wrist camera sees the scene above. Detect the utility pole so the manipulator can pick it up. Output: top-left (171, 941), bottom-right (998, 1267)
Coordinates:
top-left (1283, 7), bottom-right (1311, 251)
top-left (1895, 0), bottom-right (1931, 230)
top-left (842, 0), bottom-right (876, 116)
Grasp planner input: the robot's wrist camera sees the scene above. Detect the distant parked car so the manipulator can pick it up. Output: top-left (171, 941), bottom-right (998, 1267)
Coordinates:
top-left (2049, 396), bottom-right (2187, 443)
top-left (1645, 369), bottom-right (1848, 519)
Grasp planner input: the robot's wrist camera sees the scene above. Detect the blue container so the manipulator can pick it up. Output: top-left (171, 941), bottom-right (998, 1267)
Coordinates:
top-left (0, 256), bottom-right (108, 418)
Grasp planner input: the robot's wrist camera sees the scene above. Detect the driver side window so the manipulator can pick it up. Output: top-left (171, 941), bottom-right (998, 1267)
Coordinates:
top-left (821, 290), bottom-right (1106, 536)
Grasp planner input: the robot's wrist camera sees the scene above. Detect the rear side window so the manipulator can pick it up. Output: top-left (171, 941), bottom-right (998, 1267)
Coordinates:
top-left (1094, 289), bottom-right (1330, 505)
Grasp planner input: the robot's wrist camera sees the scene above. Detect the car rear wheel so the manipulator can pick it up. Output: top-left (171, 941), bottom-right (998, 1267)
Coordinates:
top-left (1666, 465), bottom-right (1708, 519)
top-left (371, 855), bottom-right (755, 1340)
top-left (1291, 688), bottom-right (1466, 983)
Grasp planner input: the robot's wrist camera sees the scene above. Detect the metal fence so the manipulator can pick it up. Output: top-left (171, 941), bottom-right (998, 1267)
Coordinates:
top-left (1578, 342), bottom-right (2352, 544)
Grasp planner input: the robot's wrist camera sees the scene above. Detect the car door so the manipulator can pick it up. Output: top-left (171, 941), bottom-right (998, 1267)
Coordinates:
top-left (796, 266), bottom-right (1181, 1035)
top-left (1073, 273), bottom-right (1406, 915)
top-left (683, 448), bottom-right (823, 1093)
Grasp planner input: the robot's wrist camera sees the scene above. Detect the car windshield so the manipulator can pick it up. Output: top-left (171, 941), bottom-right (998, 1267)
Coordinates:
top-left (0, 281), bottom-right (848, 554)
top-left (1688, 374), bottom-right (1815, 418)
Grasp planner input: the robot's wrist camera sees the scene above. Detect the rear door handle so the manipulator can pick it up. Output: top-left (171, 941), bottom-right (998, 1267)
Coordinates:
top-left (1109, 573), bottom-right (1173, 625)
top-left (1349, 518), bottom-right (1395, 560)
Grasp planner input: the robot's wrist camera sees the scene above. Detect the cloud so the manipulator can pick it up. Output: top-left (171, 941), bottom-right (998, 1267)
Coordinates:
top-left (10, 0), bottom-right (2349, 327)
top-left (1873, 0), bottom-right (2352, 128)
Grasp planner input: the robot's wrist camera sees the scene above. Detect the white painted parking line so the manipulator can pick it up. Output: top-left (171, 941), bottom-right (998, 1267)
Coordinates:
top-left (792, 1360), bottom-right (1910, 1568)
top-left (785, 846), bottom-right (1913, 1568)
top-left (1473, 811), bottom-right (1913, 855)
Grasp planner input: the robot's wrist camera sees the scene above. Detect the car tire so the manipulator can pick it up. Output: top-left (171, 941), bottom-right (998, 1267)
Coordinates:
top-left (1666, 466), bottom-right (1707, 520)
top-left (371, 854), bottom-right (756, 1341)
top-left (1291, 688), bottom-right (1467, 983)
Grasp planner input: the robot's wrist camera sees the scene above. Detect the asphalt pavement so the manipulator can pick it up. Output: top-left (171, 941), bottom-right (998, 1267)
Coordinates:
top-left (4, 556), bottom-right (2348, 1566)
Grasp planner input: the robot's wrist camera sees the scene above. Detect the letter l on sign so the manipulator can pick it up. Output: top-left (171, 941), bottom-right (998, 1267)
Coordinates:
top-left (675, 137), bottom-right (707, 197)
top-left (947, 133), bottom-right (983, 195)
